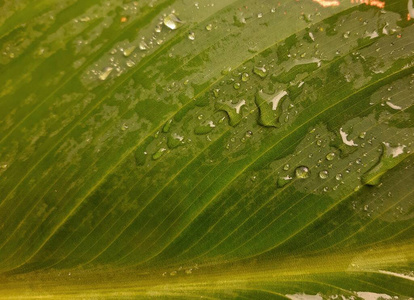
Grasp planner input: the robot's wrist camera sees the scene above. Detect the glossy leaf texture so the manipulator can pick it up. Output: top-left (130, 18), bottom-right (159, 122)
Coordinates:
top-left (0, 0), bottom-right (414, 298)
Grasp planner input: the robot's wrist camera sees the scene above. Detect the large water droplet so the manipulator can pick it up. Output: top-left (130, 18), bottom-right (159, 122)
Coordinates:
top-left (295, 166), bottom-right (310, 179)
top-left (361, 142), bottom-right (407, 186)
top-left (253, 66), bottom-right (267, 78)
top-left (215, 100), bottom-right (245, 126)
top-left (152, 148), bottom-right (167, 160)
top-left (163, 13), bottom-right (183, 30)
top-left (255, 90), bottom-right (287, 127)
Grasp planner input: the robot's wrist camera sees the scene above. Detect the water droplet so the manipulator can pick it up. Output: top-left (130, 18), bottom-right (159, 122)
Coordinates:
top-left (170, 271), bottom-right (177, 276)
top-left (162, 119), bottom-right (173, 133)
top-left (277, 175), bottom-right (293, 188)
top-left (152, 148), bottom-right (167, 160)
top-left (253, 66), bottom-right (267, 78)
top-left (316, 139), bottom-right (322, 146)
top-left (335, 173), bottom-right (343, 181)
top-left (361, 142), bottom-right (407, 186)
top-left (233, 82), bottom-right (241, 90)
top-left (251, 175), bottom-right (257, 182)
top-left (123, 46), bottom-right (136, 57)
top-left (241, 72), bottom-right (249, 82)
top-left (257, 12), bottom-right (263, 18)
top-left (206, 23), bottom-right (213, 31)
top-left (188, 31), bottom-right (195, 40)
top-left (359, 131), bottom-right (366, 139)
top-left (325, 152), bottom-right (335, 161)
top-left (255, 90), bottom-right (287, 127)
top-left (155, 24), bottom-right (162, 33)
top-left (245, 130), bottom-right (253, 138)
top-left (139, 40), bottom-right (149, 51)
top-left (319, 170), bottom-right (329, 179)
top-left (295, 166), bottom-right (310, 179)
top-left (167, 133), bottom-right (184, 149)
top-left (215, 100), bottom-right (245, 126)
top-left (163, 13), bottom-right (182, 30)
top-left (343, 31), bottom-right (350, 39)
top-left (121, 123), bottom-right (129, 131)
top-left (213, 89), bottom-right (220, 98)
top-left (271, 8), bottom-right (276, 13)
top-left (355, 158), bottom-right (362, 164)
top-left (98, 67), bottom-right (113, 81)
top-left (283, 164), bottom-right (290, 171)
top-left (340, 127), bottom-right (358, 147)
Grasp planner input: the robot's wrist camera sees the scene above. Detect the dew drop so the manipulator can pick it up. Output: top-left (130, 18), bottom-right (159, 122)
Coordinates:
top-left (319, 170), bottom-right (329, 179)
top-left (188, 31), bottom-right (195, 40)
top-left (233, 82), bottom-right (241, 90)
top-left (152, 148), bottom-right (167, 160)
top-left (206, 23), bottom-right (213, 31)
top-left (277, 175), bottom-right (293, 187)
top-left (241, 72), bottom-right (249, 82)
top-left (163, 13), bottom-right (182, 30)
top-left (325, 152), bottom-right (335, 161)
top-left (295, 166), bottom-right (310, 179)
top-left (253, 66), bottom-right (267, 78)
top-left (98, 67), bottom-right (113, 81)
top-left (139, 40), bottom-right (149, 51)
top-left (122, 46), bottom-right (136, 57)
top-left (359, 131), bottom-right (366, 139)
top-left (257, 12), bottom-right (263, 18)
top-left (283, 164), bottom-right (290, 171)
top-left (335, 173), bottom-right (343, 181)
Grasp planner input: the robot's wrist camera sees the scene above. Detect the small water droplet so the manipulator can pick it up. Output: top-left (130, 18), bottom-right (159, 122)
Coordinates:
top-left (319, 170), bottom-right (329, 179)
top-left (170, 270), bottom-right (177, 276)
top-left (241, 72), bottom-right (249, 82)
top-left (335, 173), bottom-right (343, 180)
top-left (295, 166), bottom-right (310, 179)
top-left (283, 164), bottom-right (290, 171)
top-left (121, 123), bottom-right (129, 131)
top-left (206, 23), bottom-right (213, 31)
top-left (163, 13), bottom-right (182, 30)
top-left (316, 139), bottom-right (322, 146)
top-left (188, 31), bottom-right (195, 40)
top-left (155, 24), bottom-right (162, 33)
top-left (139, 40), bottom-right (149, 51)
top-left (359, 131), bottom-right (366, 139)
top-left (326, 152), bottom-right (335, 161)
top-left (245, 130), bottom-right (253, 138)
top-left (257, 12), bottom-right (263, 18)
top-left (233, 82), bottom-right (241, 90)
top-left (343, 31), bottom-right (350, 39)
top-left (213, 88), bottom-right (220, 97)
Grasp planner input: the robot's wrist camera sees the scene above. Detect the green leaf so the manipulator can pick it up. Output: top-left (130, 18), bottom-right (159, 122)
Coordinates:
top-left (1, 0), bottom-right (413, 298)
